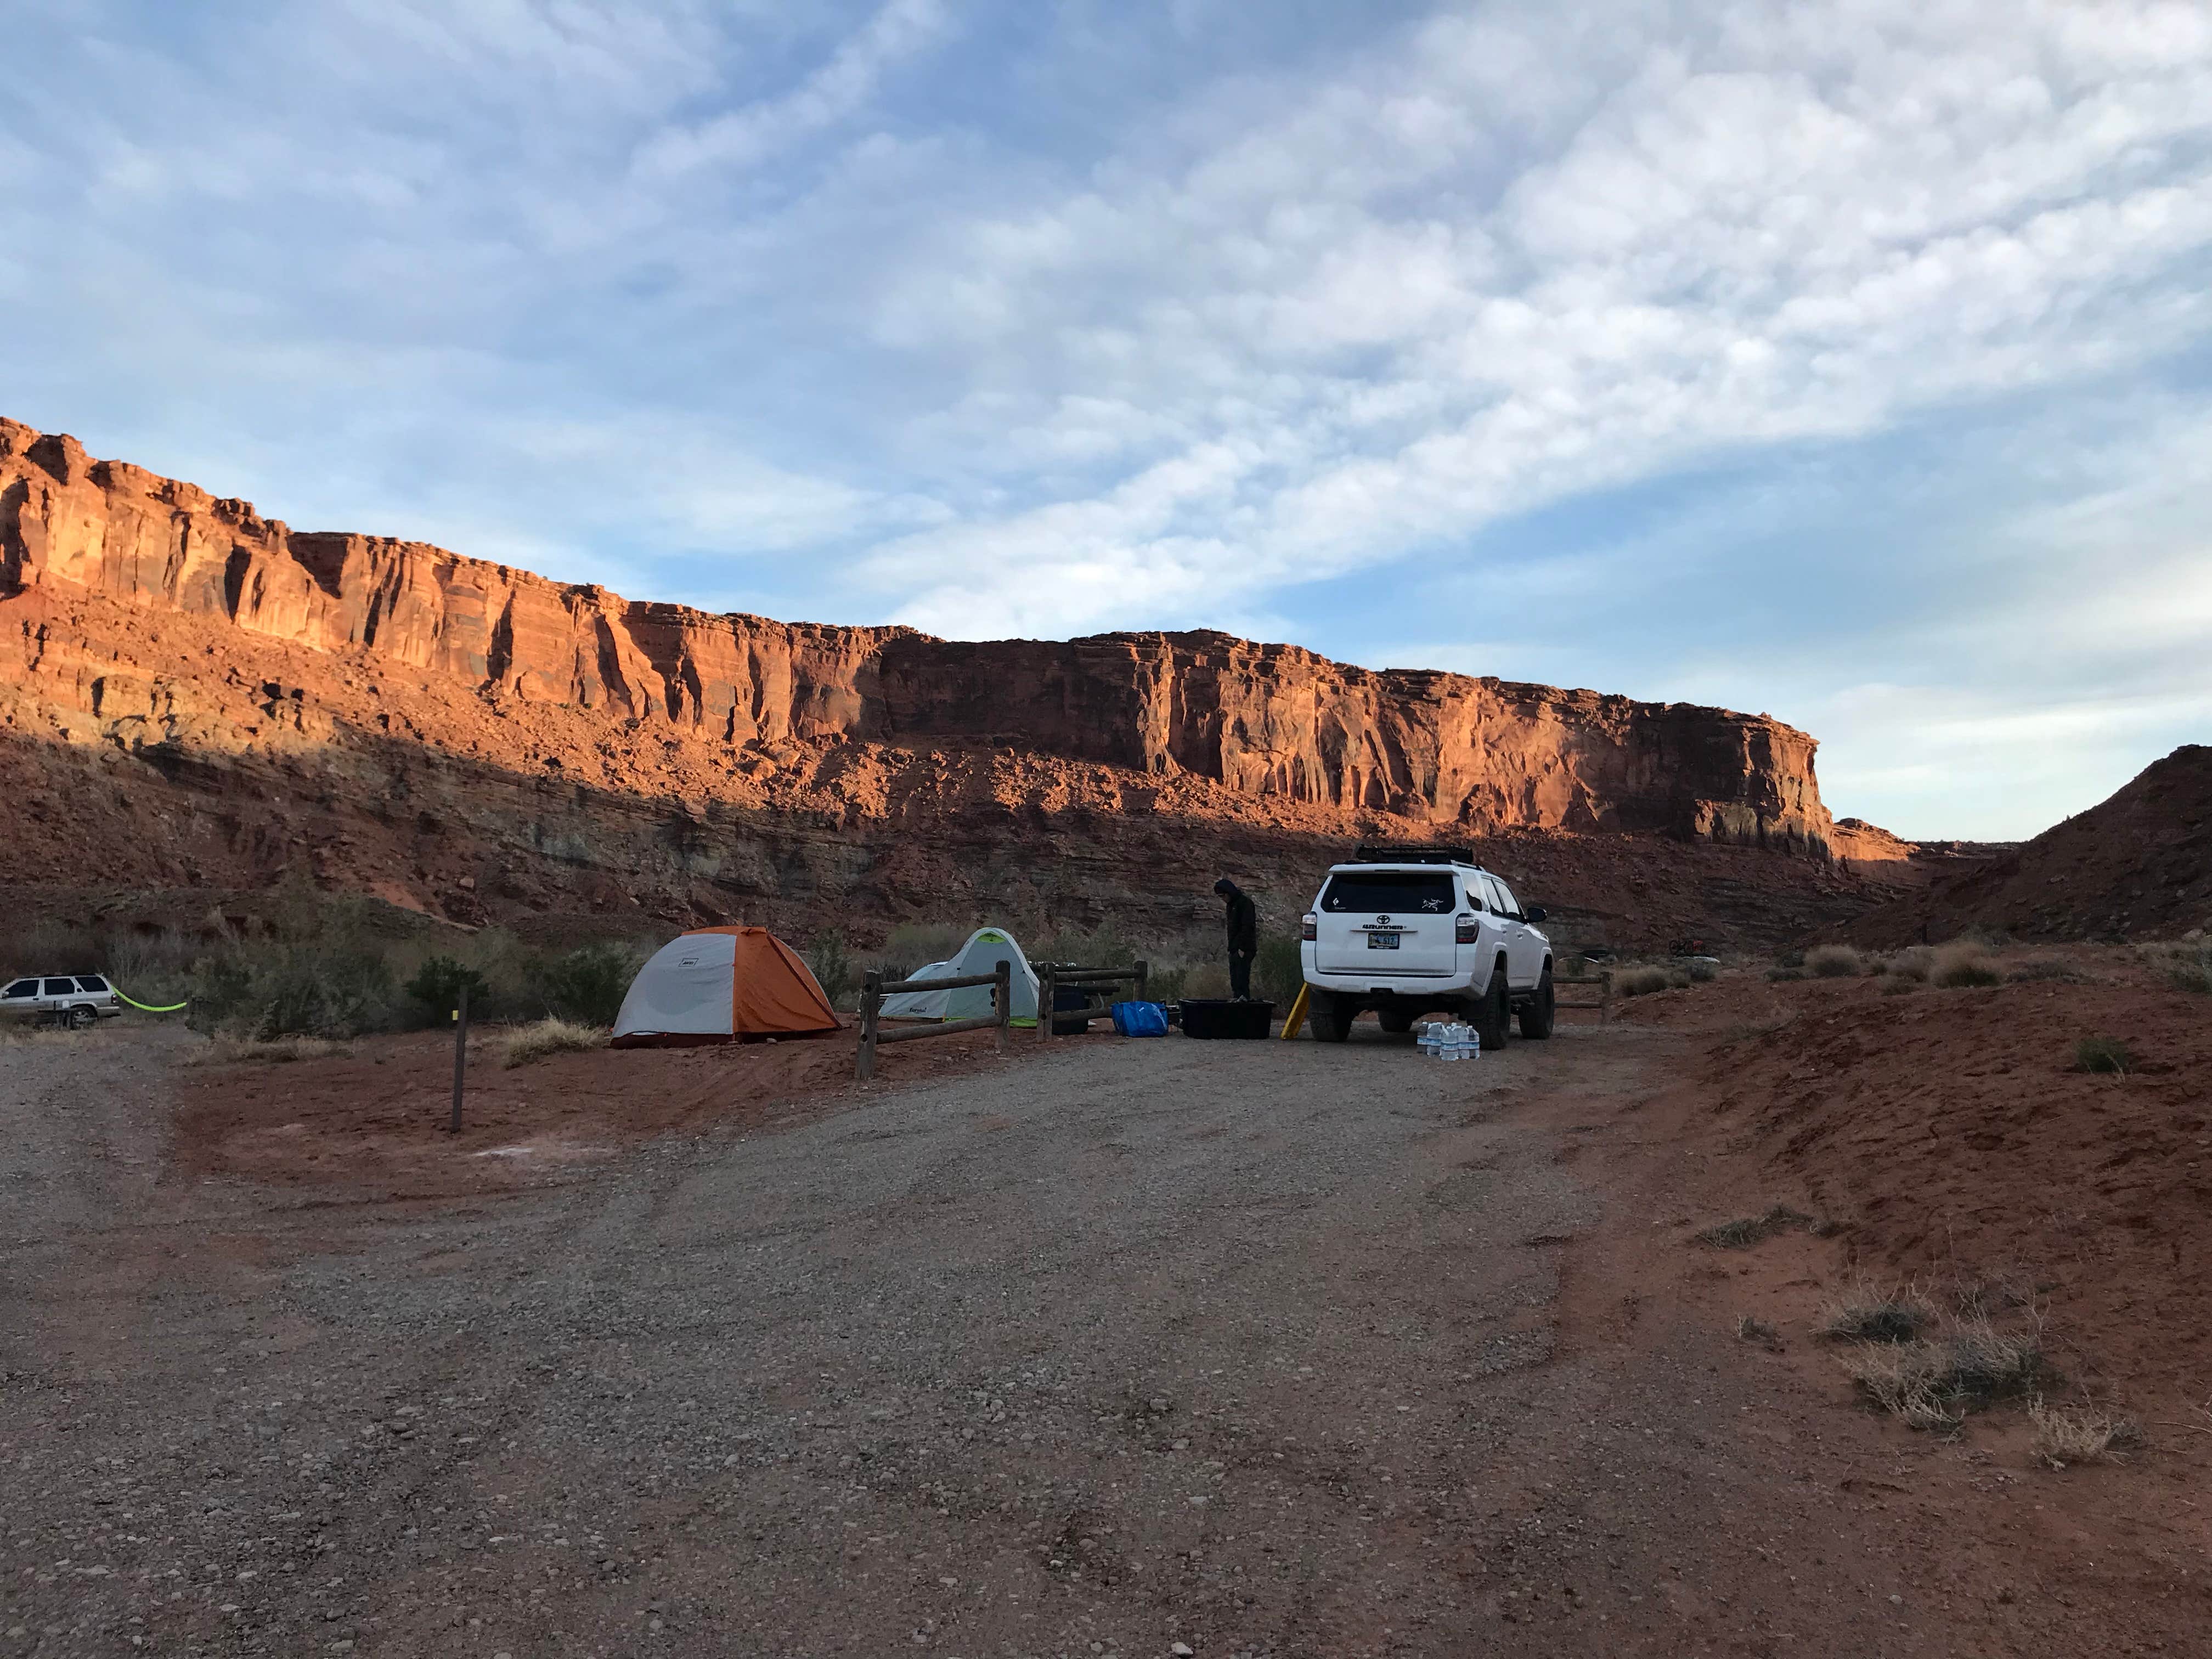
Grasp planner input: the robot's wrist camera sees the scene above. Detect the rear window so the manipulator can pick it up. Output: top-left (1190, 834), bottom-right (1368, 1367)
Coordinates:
top-left (1319, 872), bottom-right (1458, 915)
top-left (76, 976), bottom-right (110, 993)
top-left (42, 979), bottom-right (76, 996)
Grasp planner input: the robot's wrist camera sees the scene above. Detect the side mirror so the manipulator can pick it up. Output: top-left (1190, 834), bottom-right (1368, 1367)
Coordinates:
top-left (1524, 906), bottom-right (1547, 923)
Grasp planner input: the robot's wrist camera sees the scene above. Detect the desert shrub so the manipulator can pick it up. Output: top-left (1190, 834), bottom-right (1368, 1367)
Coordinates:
top-left (2140, 939), bottom-right (2212, 995)
top-left (1804, 944), bottom-right (1865, 979)
top-left (1695, 1204), bottom-right (1813, 1249)
top-left (1253, 934), bottom-right (1304, 1003)
top-left (1840, 1320), bottom-right (2048, 1432)
top-left (501, 1017), bottom-right (610, 1068)
top-left (2073, 1035), bottom-right (2133, 1075)
top-left (1818, 1283), bottom-right (1934, 1344)
top-left (1614, 965), bottom-right (1672, 997)
top-left (533, 941), bottom-right (642, 1026)
top-left (1180, 961), bottom-right (1232, 1000)
top-left (404, 955), bottom-right (490, 1022)
top-left (1042, 921), bottom-right (1141, 970)
top-left (1144, 962), bottom-right (1191, 1003)
top-left (2028, 1398), bottom-right (2142, 1467)
top-left (805, 932), bottom-right (856, 1008)
top-left (1931, 943), bottom-right (2003, 988)
top-left (1880, 946), bottom-right (1934, 982)
top-left (182, 1034), bottom-right (353, 1066)
top-left (186, 938), bottom-right (397, 1039)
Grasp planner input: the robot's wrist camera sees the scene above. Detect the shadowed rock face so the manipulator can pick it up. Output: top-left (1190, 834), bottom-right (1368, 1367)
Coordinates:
top-left (1, 416), bottom-right (1841, 856)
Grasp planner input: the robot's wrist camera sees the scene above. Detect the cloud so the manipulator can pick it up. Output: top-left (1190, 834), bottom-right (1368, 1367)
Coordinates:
top-left (3, 0), bottom-right (2210, 834)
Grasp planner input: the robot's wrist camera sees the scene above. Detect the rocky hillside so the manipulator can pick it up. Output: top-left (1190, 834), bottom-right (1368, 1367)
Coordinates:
top-left (0, 417), bottom-right (1903, 950)
top-left (1850, 744), bottom-right (2212, 945)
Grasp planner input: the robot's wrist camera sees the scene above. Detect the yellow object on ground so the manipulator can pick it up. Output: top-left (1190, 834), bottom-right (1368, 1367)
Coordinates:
top-left (115, 989), bottom-right (189, 1013)
top-left (1280, 983), bottom-right (1310, 1039)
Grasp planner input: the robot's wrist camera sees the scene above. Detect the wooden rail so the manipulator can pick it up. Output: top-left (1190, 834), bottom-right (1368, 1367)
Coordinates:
top-left (1553, 969), bottom-right (1612, 1023)
top-left (1035, 960), bottom-right (1149, 1041)
top-left (857, 961), bottom-right (1011, 1081)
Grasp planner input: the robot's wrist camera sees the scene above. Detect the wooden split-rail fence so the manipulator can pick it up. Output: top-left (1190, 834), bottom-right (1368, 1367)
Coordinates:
top-left (1034, 961), bottom-right (1149, 1041)
top-left (856, 961), bottom-right (1011, 1082)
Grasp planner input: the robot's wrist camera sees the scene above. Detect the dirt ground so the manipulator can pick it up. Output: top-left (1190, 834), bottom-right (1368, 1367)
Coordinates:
top-left (4, 967), bottom-right (2209, 1656)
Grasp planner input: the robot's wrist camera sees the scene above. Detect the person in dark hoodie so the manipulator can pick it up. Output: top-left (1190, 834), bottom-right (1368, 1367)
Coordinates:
top-left (1214, 876), bottom-right (1259, 1000)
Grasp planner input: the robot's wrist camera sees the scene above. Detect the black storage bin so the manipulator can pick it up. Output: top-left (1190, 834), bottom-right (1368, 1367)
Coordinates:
top-left (1178, 998), bottom-right (1275, 1039)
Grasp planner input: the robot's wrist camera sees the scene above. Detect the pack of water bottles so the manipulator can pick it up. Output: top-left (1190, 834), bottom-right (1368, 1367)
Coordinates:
top-left (1416, 1019), bottom-right (1480, 1062)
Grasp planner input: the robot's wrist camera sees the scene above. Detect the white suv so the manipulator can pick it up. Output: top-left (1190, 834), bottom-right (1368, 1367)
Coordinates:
top-left (1299, 844), bottom-right (1554, 1049)
top-left (1, 973), bottom-right (125, 1030)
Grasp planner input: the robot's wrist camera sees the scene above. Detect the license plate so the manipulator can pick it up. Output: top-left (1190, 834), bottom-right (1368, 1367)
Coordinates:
top-left (1367, 933), bottom-right (1401, 950)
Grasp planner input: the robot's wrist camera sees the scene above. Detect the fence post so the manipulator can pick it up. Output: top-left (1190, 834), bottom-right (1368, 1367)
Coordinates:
top-left (994, 960), bottom-right (1009, 1053)
top-left (1134, 958), bottom-right (1148, 1002)
top-left (448, 982), bottom-right (469, 1134)
top-left (1037, 964), bottom-right (1054, 1043)
top-left (858, 968), bottom-right (881, 1081)
top-left (1600, 970), bottom-right (1612, 1026)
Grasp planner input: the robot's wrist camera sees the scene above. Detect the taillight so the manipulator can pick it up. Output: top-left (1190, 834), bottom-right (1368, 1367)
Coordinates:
top-left (1301, 914), bottom-right (1317, 941)
top-left (1455, 915), bottom-right (1479, 944)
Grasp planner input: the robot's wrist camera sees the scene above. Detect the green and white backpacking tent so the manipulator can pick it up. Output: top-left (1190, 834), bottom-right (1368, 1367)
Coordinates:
top-left (877, 927), bottom-right (1041, 1025)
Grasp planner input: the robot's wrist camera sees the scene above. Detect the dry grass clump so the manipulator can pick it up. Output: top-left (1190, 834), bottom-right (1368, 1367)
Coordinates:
top-left (1931, 941), bottom-right (2004, 988)
top-left (1736, 1314), bottom-right (1784, 1350)
top-left (1839, 1319), bottom-right (2049, 1433)
top-left (1695, 1204), bottom-right (1813, 1249)
top-left (2138, 938), bottom-right (2212, 995)
top-left (500, 1018), bottom-right (611, 1068)
top-left (2072, 1035), bottom-right (2133, 1075)
top-left (1614, 965), bottom-right (1674, 997)
top-left (1818, 1282), bottom-right (1935, 1344)
top-left (2027, 1398), bottom-right (2142, 1467)
top-left (1804, 944), bottom-right (1866, 979)
top-left (1878, 945), bottom-right (1934, 981)
top-left (182, 1034), bottom-right (353, 1066)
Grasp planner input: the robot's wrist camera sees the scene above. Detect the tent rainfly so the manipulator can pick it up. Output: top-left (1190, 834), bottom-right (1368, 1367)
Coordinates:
top-left (611, 927), bottom-right (840, 1047)
top-left (876, 927), bottom-right (1041, 1026)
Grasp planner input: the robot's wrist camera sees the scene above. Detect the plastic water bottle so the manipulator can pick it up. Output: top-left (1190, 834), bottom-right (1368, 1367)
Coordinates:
top-left (1417, 1023), bottom-right (1440, 1057)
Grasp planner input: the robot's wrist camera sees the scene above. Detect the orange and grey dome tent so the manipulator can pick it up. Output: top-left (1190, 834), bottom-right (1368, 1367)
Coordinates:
top-left (611, 927), bottom-right (841, 1047)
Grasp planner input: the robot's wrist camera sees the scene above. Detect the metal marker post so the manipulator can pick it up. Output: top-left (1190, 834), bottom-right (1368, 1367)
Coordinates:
top-left (449, 983), bottom-right (469, 1133)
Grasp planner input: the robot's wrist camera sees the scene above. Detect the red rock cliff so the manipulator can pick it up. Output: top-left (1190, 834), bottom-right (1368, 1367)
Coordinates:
top-left (0, 417), bottom-right (1844, 856)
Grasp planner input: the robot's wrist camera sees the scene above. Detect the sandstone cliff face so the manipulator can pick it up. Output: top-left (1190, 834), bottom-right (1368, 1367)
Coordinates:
top-left (1, 416), bottom-right (1848, 856)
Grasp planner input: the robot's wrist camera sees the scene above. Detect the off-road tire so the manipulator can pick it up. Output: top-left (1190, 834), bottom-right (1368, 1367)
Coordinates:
top-left (1518, 966), bottom-right (1556, 1040)
top-left (66, 1005), bottom-right (96, 1031)
top-left (1376, 1009), bottom-right (1414, 1035)
top-left (1468, 961), bottom-right (1511, 1053)
top-left (1306, 990), bottom-right (1353, 1043)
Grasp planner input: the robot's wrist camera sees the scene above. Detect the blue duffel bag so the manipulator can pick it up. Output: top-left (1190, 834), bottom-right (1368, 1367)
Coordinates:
top-left (1110, 1000), bottom-right (1170, 1037)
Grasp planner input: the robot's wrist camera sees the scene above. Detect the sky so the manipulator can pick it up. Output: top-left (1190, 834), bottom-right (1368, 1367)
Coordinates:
top-left (5, 0), bottom-right (2210, 840)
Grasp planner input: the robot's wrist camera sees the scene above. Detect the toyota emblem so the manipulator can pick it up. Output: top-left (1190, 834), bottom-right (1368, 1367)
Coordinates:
top-left (1378, 914), bottom-right (1392, 923)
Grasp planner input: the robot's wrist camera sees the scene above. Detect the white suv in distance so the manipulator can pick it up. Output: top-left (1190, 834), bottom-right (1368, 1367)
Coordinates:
top-left (1, 973), bottom-right (125, 1030)
top-left (1299, 844), bottom-right (1554, 1049)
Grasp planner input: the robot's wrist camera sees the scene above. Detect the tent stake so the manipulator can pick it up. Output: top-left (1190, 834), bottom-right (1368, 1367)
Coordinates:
top-left (449, 983), bottom-right (469, 1133)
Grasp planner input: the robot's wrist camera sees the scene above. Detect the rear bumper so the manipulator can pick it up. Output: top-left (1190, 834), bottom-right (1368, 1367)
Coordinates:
top-left (1302, 972), bottom-right (1476, 1001)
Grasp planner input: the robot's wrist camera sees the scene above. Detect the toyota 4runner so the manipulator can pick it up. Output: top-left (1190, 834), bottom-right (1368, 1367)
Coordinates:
top-left (1299, 844), bottom-right (1554, 1050)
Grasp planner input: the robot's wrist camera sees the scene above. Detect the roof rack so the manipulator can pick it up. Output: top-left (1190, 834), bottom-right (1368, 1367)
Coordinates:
top-left (1350, 843), bottom-right (1476, 865)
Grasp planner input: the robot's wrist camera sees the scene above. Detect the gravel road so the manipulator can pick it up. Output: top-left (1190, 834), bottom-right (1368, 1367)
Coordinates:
top-left (2, 1020), bottom-right (1991, 1656)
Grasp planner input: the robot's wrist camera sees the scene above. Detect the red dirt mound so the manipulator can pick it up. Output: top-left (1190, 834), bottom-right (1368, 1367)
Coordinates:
top-left (1850, 744), bottom-right (2212, 944)
top-left (170, 1023), bottom-right (1029, 1200)
top-left (1619, 955), bottom-right (2212, 1414)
